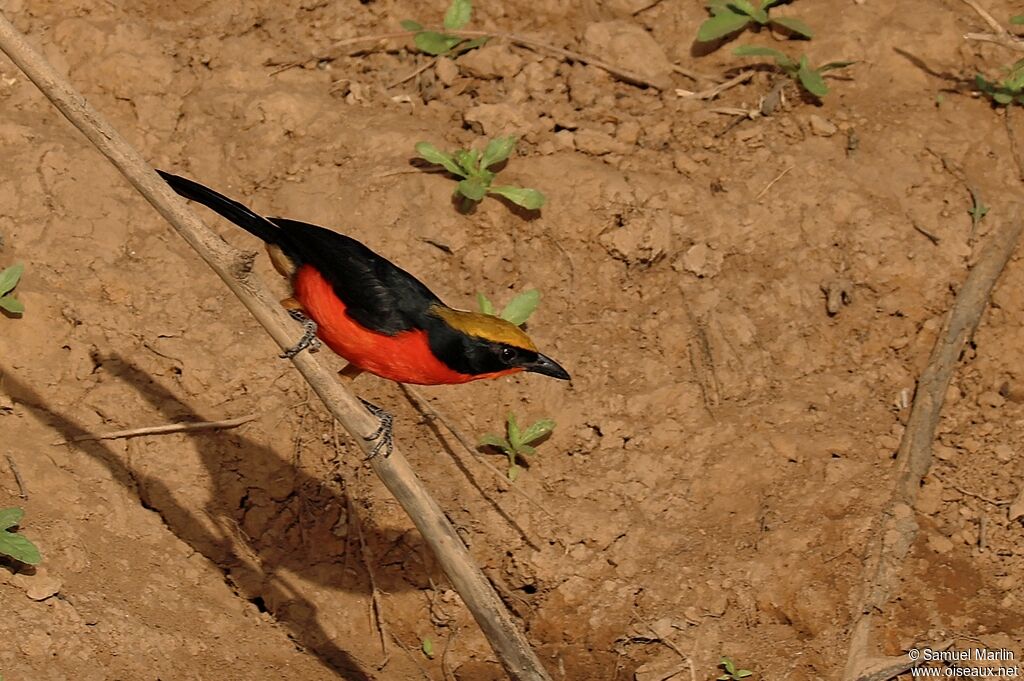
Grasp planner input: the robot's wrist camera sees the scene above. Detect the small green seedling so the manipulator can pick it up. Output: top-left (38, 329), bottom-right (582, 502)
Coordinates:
top-left (476, 289), bottom-right (540, 326)
top-left (734, 46), bottom-right (853, 98)
top-left (698, 0), bottom-right (813, 43)
top-left (421, 636), bottom-right (435, 659)
top-left (0, 507), bottom-right (41, 565)
top-left (479, 413), bottom-right (555, 480)
top-left (968, 189), bottom-right (989, 230)
top-left (718, 656), bottom-right (753, 681)
top-left (0, 262), bottom-right (24, 315)
top-left (976, 59), bottom-right (1024, 106)
top-left (1012, 15), bottom-right (1024, 25)
top-left (415, 136), bottom-right (546, 212)
top-left (401, 0), bottom-right (489, 56)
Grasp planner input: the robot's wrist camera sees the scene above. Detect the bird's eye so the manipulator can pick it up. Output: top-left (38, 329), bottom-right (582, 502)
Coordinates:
top-left (500, 347), bottom-right (518, 363)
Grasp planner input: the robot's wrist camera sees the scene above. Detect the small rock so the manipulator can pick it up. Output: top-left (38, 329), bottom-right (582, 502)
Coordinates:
top-left (679, 243), bottom-right (723, 278)
top-left (978, 391), bottom-right (1006, 409)
top-left (809, 114), bottom-right (838, 137)
top-left (600, 211), bottom-right (673, 265)
top-left (917, 478), bottom-right (944, 515)
top-left (1008, 487), bottom-right (1024, 522)
top-left (993, 444), bottom-right (1013, 463)
top-left (12, 568), bottom-right (62, 601)
top-left (457, 44), bottom-right (524, 80)
top-left (582, 21), bottom-right (673, 90)
top-left (435, 57), bottom-right (459, 86)
top-left (615, 120), bottom-right (641, 145)
top-left (927, 534), bottom-right (954, 554)
top-left (673, 153), bottom-right (700, 176)
top-left (463, 102), bottom-right (532, 136)
top-left (552, 130), bottom-right (575, 151)
top-left (573, 129), bottom-right (628, 155)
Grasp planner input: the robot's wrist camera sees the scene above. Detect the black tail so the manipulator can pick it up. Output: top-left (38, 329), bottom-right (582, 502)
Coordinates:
top-left (157, 170), bottom-right (280, 244)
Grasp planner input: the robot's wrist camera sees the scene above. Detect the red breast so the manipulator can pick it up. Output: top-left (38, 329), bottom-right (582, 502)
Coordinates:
top-left (293, 265), bottom-right (520, 385)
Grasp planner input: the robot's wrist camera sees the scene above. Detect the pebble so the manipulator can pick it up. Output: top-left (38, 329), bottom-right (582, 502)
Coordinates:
top-left (978, 391), bottom-right (1006, 408)
top-left (581, 21), bottom-right (673, 90)
top-left (435, 57), bottom-right (459, 86)
top-left (927, 534), bottom-right (954, 554)
top-left (809, 114), bottom-right (838, 137)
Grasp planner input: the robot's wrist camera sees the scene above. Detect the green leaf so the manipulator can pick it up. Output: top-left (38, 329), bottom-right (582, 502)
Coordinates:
top-left (798, 64), bottom-right (829, 97)
top-left (770, 15), bottom-right (814, 38)
top-left (499, 289), bottom-right (540, 325)
top-left (697, 11), bottom-right (751, 42)
top-left (476, 291), bottom-right (496, 316)
top-left (0, 530), bottom-right (41, 565)
top-left (1012, 14), bottom-right (1024, 24)
top-left (721, 657), bottom-right (736, 674)
top-left (733, 45), bottom-right (790, 64)
top-left (995, 91), bottom-right (1014, 105)
top-left (443, 0), bottom-right (472, 30)
top-left (516, 443), bottom-right (536, 456)
top-left (481, 136), bottom-right (518, 169)
top-left (414, 31), bottom-right (463, 56)
top-left (0, 295), bottom-right (24, 314)
top-left (400, 19), bottom-right (423, 31)
top-left (737, 671), bottom-right (753, 679)
top-left (520, 418), bottom-right (555, 446)
top-left (457, 177), bottom-right (489, 201)
top-left (454, 149), bottom-right (478, 173)
top-left (422, 636), bottom-right (435, 659)
top-left (449, 35), bottom-right (490, 56)
top-left (0, 507), bottom-right (24, 531)
top-left (507, 413), bottom-right (521, 450)
top-left (762, 0), bottom-right (785, 7)
top-left (0, 262), bottom-right (24, 297)
top-left (415, 141), bottom-right (466, 177)
top-left (479, 433), bottom-right (511, 452)
top-left (487, 185), bottom-right (546, 210)
top-left (729, 0), bottom-right (768, 24)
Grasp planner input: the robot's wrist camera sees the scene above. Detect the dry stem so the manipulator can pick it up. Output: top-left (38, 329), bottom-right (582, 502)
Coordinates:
top-left (842, 213), bottom-right (1023, 681)
top-left (53, 414), bottom-right (257, 446)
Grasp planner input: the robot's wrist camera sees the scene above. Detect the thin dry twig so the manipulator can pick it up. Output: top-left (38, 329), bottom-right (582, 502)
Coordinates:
top-left (842, 213), bottom-right (1024, 681)
top-left (0, 15), bottom-right (553, 680)
top-left (52, 414), bottom-right (257, 446)
top-left (932, 473), bottom-right (1012, 506)
top-left (959, 0), bottom-right (1024, 52)
top-left (274, 28), bottom-right (665, 89)
top-left (387, 56), bottom-right (438, 89)
top-left (755, 165), bottom-right (794, 200)
top-left (5, 454), bottom-right (27, 499)
top-left (634, 612), bottom-right (697, 681)
top-left (676, 70), bottom-right (754, 100)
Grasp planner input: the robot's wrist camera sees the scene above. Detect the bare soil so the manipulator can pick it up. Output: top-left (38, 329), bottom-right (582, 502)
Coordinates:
top-left (1, 0), bottom-right (1023, 679)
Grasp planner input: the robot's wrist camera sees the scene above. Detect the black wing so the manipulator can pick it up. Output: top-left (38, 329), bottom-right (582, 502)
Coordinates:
top-left (269, 218), bottom-right (444, 335)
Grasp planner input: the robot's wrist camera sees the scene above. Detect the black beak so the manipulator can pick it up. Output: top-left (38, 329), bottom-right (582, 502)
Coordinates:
top-left (524, 352), bottom-right (570, 380)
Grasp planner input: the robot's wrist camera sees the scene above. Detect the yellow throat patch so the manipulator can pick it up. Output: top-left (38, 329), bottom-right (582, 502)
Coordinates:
top-left (431, 305), bottom-right (538, 351)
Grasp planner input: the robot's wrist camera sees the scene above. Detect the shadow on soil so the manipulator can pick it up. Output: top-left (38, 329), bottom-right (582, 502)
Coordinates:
top-left (4, 355), bottom-right (438, 680)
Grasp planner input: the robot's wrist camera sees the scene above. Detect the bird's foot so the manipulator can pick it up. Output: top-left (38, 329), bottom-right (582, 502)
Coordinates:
top-left (280, 309), bottom-right (321, 359)
top-left (359, 398), bottom-right (394, 459)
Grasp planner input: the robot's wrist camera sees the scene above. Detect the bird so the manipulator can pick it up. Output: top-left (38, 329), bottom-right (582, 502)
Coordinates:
top-left (157, 171), bottom-right (570, 452)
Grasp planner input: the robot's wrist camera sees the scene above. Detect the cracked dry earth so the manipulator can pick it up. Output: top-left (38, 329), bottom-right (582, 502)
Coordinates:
top-left (1, 0), bottom-right (1024, 679)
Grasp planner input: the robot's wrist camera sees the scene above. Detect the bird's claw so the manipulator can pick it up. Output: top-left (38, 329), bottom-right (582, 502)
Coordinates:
top-left (280, 309), bottom-right (321, 359)
top-left (359, 399), bottom-right (394, 459)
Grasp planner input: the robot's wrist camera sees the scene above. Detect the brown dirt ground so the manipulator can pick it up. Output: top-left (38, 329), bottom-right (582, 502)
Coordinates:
top-left (2, 0), bottom-right (1024, 679)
